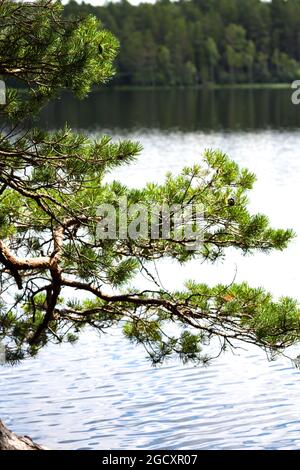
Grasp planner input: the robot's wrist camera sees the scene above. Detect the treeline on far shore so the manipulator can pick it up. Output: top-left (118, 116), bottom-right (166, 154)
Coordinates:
top-left (64, 0), bottom-right (300, 87)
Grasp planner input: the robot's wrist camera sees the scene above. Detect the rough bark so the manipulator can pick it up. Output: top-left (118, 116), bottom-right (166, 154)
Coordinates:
top-left (0, 420), bottom-right (46, 450)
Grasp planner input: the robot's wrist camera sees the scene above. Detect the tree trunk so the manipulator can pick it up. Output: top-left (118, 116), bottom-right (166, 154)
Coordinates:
top-left (0, 420), bottom-right (46, 450)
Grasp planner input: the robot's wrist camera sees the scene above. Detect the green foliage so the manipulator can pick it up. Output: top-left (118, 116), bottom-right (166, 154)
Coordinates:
top-left (0, 0), bottom-right (119, 122)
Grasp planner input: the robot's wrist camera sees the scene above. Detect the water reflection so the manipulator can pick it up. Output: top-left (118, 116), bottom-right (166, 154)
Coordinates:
top-left (40, 88), bottom-right (300, 131)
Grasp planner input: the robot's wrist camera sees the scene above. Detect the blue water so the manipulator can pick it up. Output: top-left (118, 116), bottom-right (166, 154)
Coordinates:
top-left (1, 130), bottom-right (300, 449)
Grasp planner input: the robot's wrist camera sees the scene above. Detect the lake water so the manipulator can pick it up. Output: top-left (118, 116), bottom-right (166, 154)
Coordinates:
top-left (2, 88), bottom-right (300, 449)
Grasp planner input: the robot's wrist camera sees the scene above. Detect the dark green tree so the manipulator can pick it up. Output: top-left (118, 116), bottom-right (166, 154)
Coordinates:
top-left (156, 45), bottom-right (174, 85)
top-left (205, 37), bottom-right (219, 82)
top-left (225, 23), bottom-right (254, 83)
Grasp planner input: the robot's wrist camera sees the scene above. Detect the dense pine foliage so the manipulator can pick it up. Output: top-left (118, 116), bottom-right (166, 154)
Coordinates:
top-left (64, 0), bottom-right (300, 86)
top-left (1, 0), bottom-right (300, 366)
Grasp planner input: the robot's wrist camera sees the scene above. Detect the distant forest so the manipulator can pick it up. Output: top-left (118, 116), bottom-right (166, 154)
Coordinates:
top-left (64, 0), bottom-right (300, 86)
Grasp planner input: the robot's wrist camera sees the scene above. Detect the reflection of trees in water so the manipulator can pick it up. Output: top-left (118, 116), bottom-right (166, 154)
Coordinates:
top-left (41, 89), bottom-right (300, 131)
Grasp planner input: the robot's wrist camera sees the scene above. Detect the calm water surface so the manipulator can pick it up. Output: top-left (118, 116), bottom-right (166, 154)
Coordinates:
top-left (2, 89), bottom-right (300, 449)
